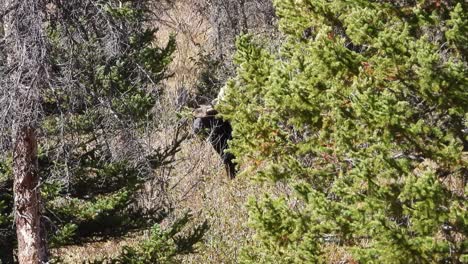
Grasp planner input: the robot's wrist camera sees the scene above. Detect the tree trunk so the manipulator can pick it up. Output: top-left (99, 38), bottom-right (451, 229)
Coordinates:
top-left (3, 0), bottom-right (49, 262)
top-left (12, 126), bottom-right (47, 264)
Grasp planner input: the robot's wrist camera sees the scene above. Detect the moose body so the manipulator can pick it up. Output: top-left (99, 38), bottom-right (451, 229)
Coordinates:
top-left (193, 105), bottom-right (237, 178)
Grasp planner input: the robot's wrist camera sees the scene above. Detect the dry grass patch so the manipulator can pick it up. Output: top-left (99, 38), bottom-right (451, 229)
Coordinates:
top-left (168, 138), bottom-right (255, 263)
top-left (153, 0), bottom-right (213, 89)
top-left (51, 233), bottom-right (142, 263)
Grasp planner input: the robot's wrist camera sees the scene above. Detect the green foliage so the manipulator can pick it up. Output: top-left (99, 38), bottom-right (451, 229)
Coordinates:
top-left (0, 155), bottom-right (12, 182)
top-left (0, 196), bottom-right (14, 263)
top-left (219, 0), bottom-right (468, 263)
top-left (90, 213), bottom-right (208, 264)
top-left (446, 3), bottom-right (468, 57)
top-left (0, 157), bottom-right (14, 263)
top-left (0, 201), bottom-right (7, 226)
top-left (36, 0), bottom-right (180, 250)
top-left (0, 156), bottom-right (12, 226)
top-left (49, 190), bottom-right (130, 222)
top-left (49, 223), bottom-right (78, 248)
top-left (193, 51), bottom-right (225, 104)
top-left (104, 1), bottom-right (140, 19)
top-left (1, 1), bottom-right (198, 262)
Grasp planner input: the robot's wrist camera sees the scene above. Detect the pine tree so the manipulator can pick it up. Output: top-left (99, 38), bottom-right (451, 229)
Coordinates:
top-left (39, 0), bottom-right (177, 247)
top-left (218, 1), bottom-right (467, 263)
top-left (0, 0), bottom-right (205, 262)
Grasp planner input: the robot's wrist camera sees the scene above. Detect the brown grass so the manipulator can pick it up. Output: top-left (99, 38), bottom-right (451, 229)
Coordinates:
top-left (51, 233), bottom-right (142, 263)
top-left (153, 0), bottom-right (213, 90)
top-left (168, 138), bottom-right (254, 263)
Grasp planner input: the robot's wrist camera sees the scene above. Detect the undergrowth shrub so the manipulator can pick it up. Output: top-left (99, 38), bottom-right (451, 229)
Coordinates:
top-left (85, 213), bottom-right (208, 264)
top-left (219, 0), bottom-right (467, 263)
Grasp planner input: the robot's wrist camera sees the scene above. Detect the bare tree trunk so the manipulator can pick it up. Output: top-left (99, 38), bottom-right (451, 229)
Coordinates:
top-left (2, 0), bottom-right (49, 262)
top-left (13, 126), bottom-right (47, 263)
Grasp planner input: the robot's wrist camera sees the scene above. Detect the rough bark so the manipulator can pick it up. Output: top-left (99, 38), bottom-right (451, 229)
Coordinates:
top-left (12, 126), bottom-right (47, 264)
